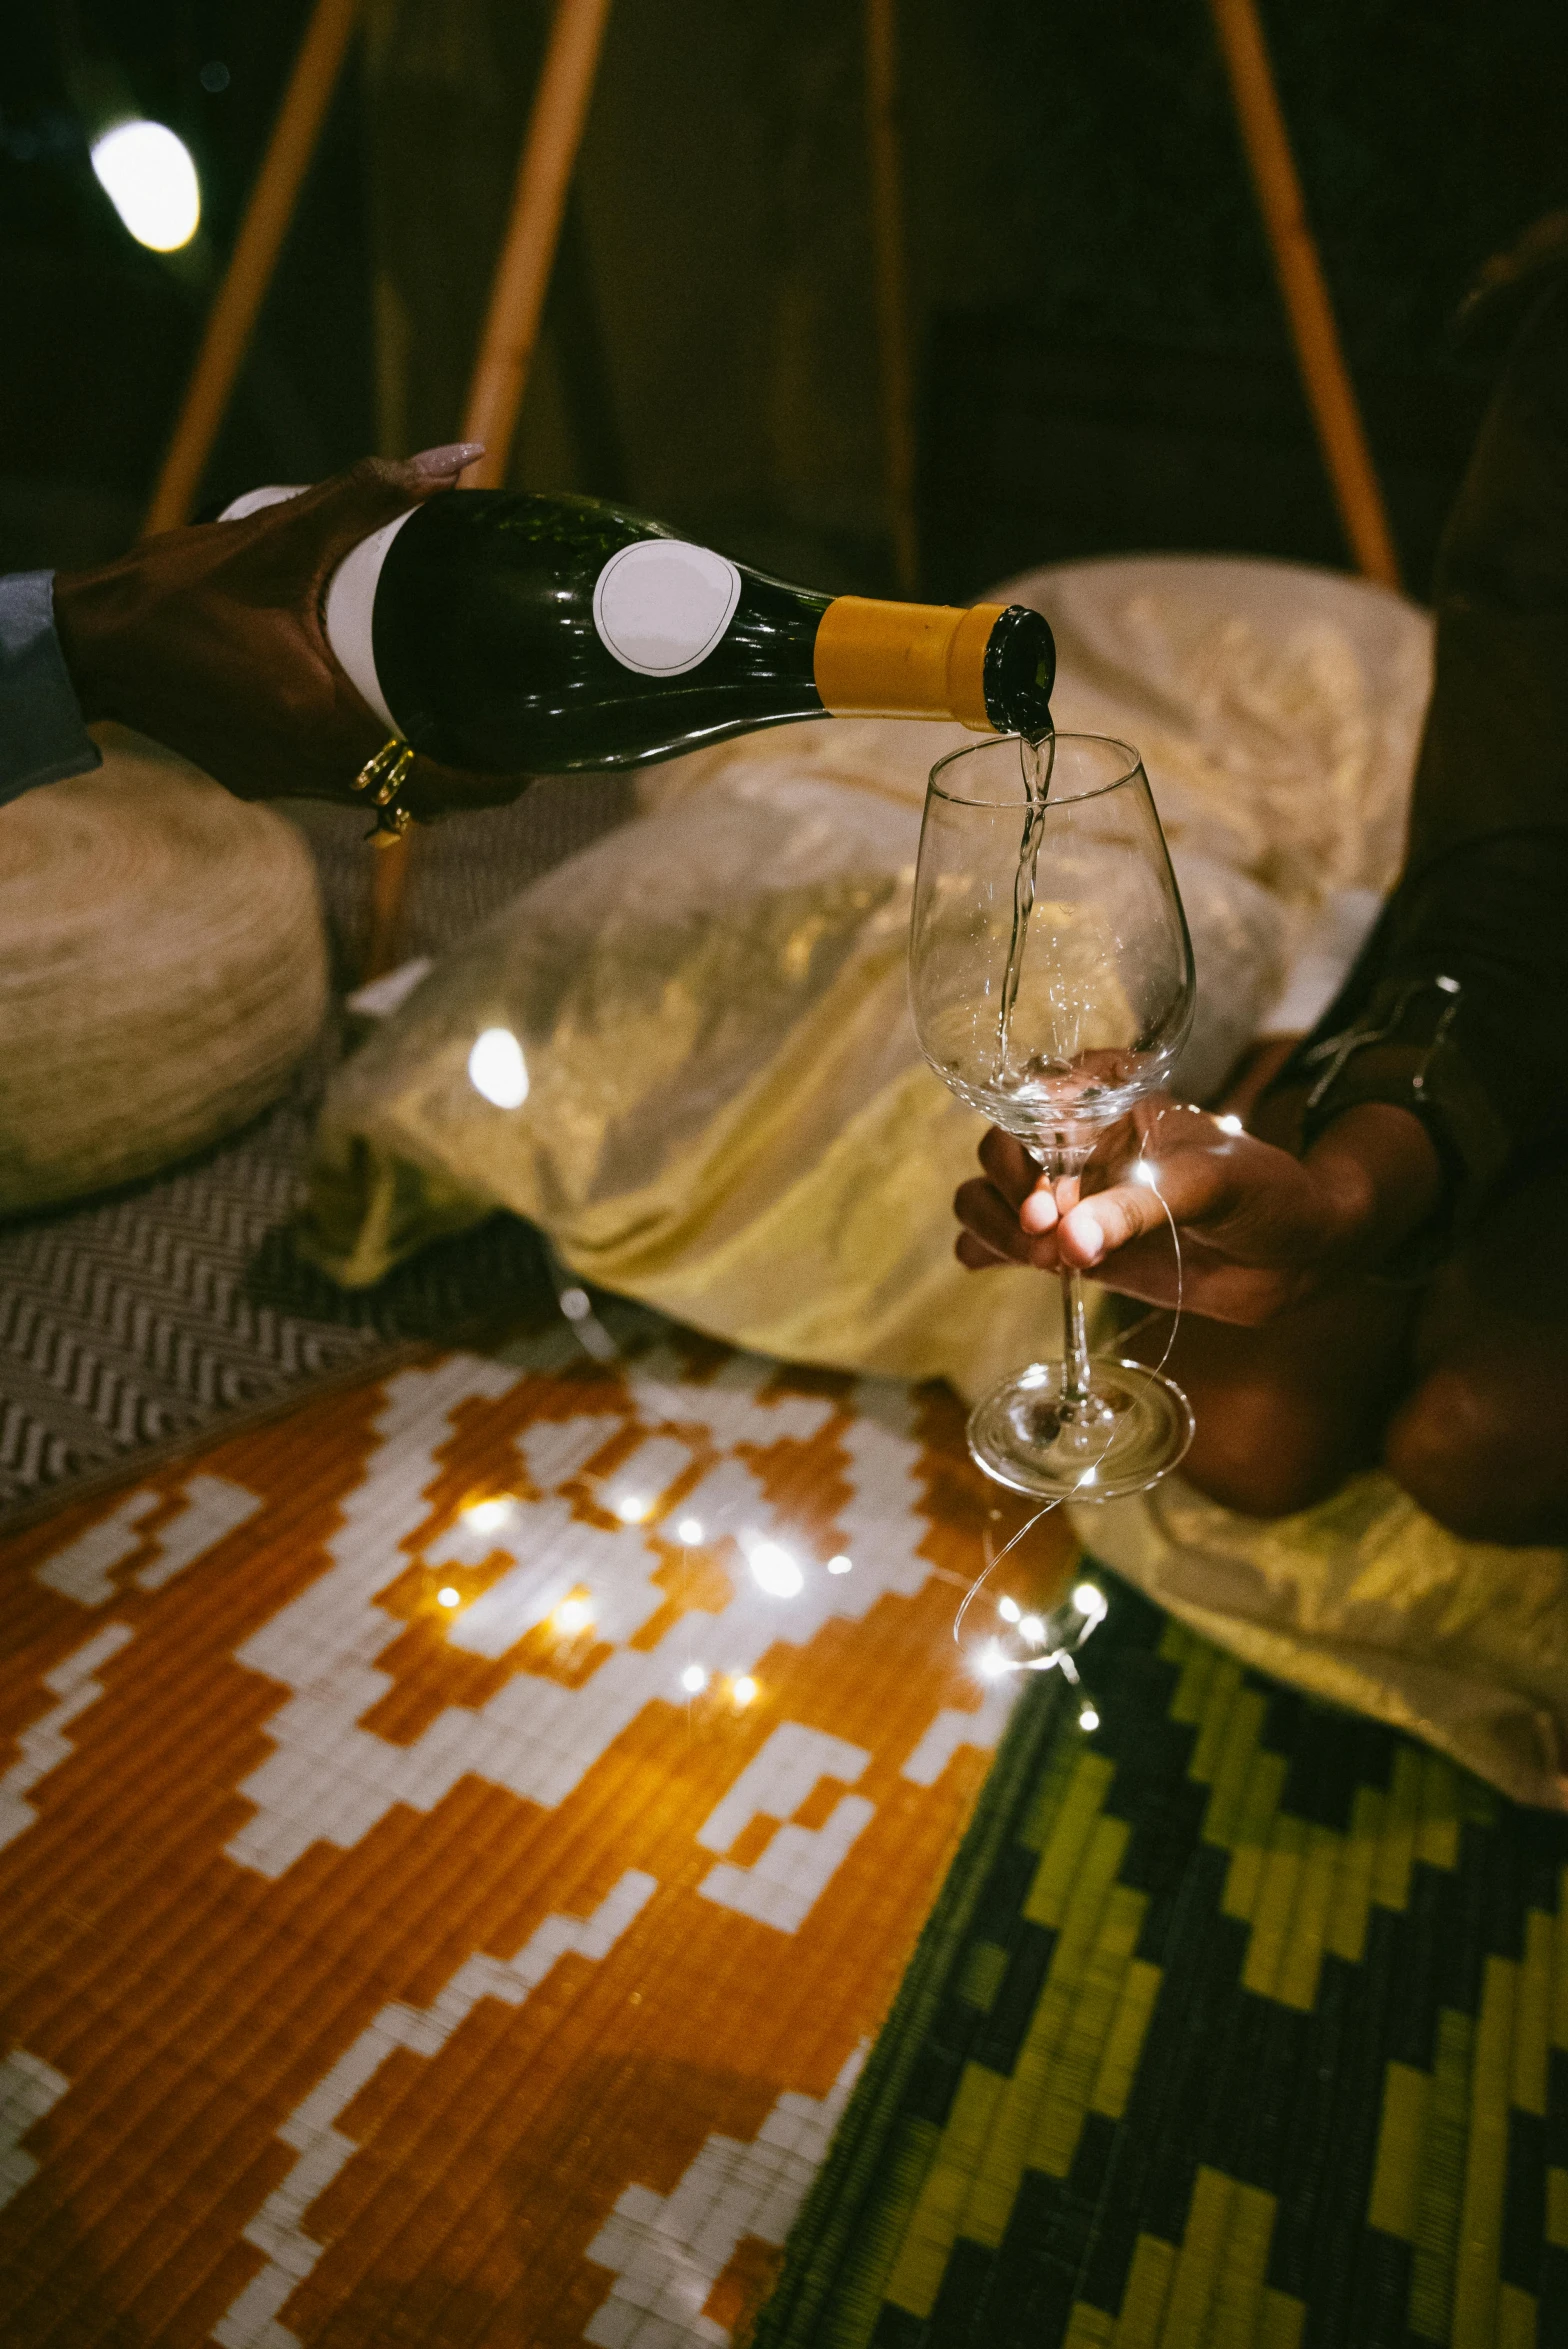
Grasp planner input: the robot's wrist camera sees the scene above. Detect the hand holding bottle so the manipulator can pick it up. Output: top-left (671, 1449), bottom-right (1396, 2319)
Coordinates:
top-left (52, 447), bottom-right (529, 817)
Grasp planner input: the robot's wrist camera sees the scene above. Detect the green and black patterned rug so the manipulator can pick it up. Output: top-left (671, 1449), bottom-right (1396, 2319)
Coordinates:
top-left (753, 1578), bottom-right (1568, 2349)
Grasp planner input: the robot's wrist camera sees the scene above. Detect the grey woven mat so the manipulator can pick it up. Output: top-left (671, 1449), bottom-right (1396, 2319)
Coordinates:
top-left (0, 778), bottom-right (634, 1526)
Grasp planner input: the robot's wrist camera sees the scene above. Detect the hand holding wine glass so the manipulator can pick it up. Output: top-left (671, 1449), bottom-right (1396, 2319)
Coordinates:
top-left (958, 1096), bottom-right (1447, 1326)
top-left (910, 731), bottom-right (1198, 1499)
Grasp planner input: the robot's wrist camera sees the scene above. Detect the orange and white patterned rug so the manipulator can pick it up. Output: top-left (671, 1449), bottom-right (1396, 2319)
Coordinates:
top-left (0, 1318), bottom-right (1071, 2347)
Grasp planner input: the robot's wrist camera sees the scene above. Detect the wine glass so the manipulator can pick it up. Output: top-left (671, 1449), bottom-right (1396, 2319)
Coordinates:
top-left (910, 732), bottom-right (1197, 1501)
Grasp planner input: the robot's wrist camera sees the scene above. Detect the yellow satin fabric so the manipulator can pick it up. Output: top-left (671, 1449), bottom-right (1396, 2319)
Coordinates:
top-left (304, 835), bottom-right (1074, 1397)
top-left (1078, 1475), bottom-right (1568, 1810)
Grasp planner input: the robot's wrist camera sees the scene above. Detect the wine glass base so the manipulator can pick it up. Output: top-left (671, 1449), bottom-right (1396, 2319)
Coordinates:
top-left (967, 1357), bottom-right (1195, 1503)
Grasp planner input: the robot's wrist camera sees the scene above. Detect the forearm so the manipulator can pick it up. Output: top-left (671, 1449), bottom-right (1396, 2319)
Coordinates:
top-left (1301, 1103), bottom-right (1445, 1279)
top-left (1274, 825), bottom-right (1568, 1266)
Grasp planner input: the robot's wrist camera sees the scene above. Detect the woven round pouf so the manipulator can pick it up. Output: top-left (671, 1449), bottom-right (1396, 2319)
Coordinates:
top-left (0, 725), bottom-right (329, 1213)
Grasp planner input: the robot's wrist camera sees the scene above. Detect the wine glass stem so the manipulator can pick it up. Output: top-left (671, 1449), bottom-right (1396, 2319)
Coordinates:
top-left (1060, 1267), bottom-right (1094, 1408)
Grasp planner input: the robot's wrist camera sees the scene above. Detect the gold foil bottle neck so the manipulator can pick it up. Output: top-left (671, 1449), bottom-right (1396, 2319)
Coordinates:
top-left (813, 597), bottom-right (1005, 730)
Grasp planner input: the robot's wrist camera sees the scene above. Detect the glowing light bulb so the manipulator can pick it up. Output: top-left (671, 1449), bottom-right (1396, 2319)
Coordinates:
top-left (1072, 1582), bottom-right (1108, 1622)
top-left (1078, 1465), bottom-right (1099, 1487)
top-left (1132, 1160), bottom-right (1158, 1188)
top-left (436, 1587), bottom-right (461, 1609)
top-left (680, 1664), bottom-right (708, 1695)
top-left (615, 1495), bottom-right (649, 1523)
top-left (462, 1496), bottom-right (515, 1536)
top-left (1214, 1113), bottom-right (1245, 1136)
top-left (749, 1543), bottom-right (803, 1598)
top-left (998, 1595), bottom-right (1021, 1623)
top-left (731, 1675), bottom-right (759, 1707)
top-left (827, 1554), bottom-right (853, 1575)
top-left (554, 1596), bottom-right (593, 1635)
top-left (1079, 1705), bottom-right (1100, 1733)
top-left (468, 1026), bottom-right (529, 1108)
top-left (1019, 1615), bottom-right (1046, 1645)
top-left (91, 121), bottom-right (201, 250)
top-left (677, 1518), bottom-right (704, 1544)
top-left (978, 1640), bottom-right (1009, 1680)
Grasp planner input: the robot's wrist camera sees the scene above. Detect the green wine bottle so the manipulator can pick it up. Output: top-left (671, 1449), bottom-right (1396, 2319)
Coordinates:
top-left (319, 490), bottom-right (1055, 774)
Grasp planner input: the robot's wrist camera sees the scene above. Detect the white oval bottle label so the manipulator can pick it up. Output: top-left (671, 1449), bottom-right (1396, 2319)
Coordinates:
top-left (592, 539), bottom-right (742, 676)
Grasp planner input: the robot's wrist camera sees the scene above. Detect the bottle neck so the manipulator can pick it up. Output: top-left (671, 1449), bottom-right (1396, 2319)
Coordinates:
top-left (812, 596), bottom-right (1005, 730)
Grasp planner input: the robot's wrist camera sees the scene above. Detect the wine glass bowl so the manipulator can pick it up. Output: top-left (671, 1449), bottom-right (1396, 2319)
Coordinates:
top-left (911, 733), bottom-right (1198, 1501)
top-left (912, 733), bottom-right (1195, 1159)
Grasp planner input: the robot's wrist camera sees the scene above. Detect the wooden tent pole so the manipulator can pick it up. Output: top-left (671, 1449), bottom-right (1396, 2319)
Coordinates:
top-left (1206, 0), bottom-right (1401, 590)
top-left (864, 0), bottom-right (919, 597)
top-left (365, 0), bottom-right (615, 977)
top-left (459, 0), bottom-right (616, 487)
top-left (143, 0), bottom-right (362, 537)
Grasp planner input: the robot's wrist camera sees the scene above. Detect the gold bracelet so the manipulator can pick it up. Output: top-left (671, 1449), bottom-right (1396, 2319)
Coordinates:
top-left (352, 737), bottom-right (417, 841)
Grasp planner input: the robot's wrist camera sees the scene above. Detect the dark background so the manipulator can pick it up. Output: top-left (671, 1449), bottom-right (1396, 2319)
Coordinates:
top-left (3, 0), bottom-right (1566, 599)
top-left (0, 0), bottom-right (371, 566)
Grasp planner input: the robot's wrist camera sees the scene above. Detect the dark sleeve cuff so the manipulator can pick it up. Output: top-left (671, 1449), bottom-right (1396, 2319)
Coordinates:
top-left (0, 570), bottom-right (103, 807)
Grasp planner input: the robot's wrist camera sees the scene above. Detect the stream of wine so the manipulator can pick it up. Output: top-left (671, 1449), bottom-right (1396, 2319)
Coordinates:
top-left (993, 729), bottom-right (1056, 1076)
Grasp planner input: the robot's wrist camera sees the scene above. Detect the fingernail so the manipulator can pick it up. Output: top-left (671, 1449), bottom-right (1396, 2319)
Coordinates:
top-left (1070, 1211), bottom-right (1104, 1262)
top-left (411, 441), bottom-right (484, 478)
top-left (1020, 1193), bottom-right (1057, 1233)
